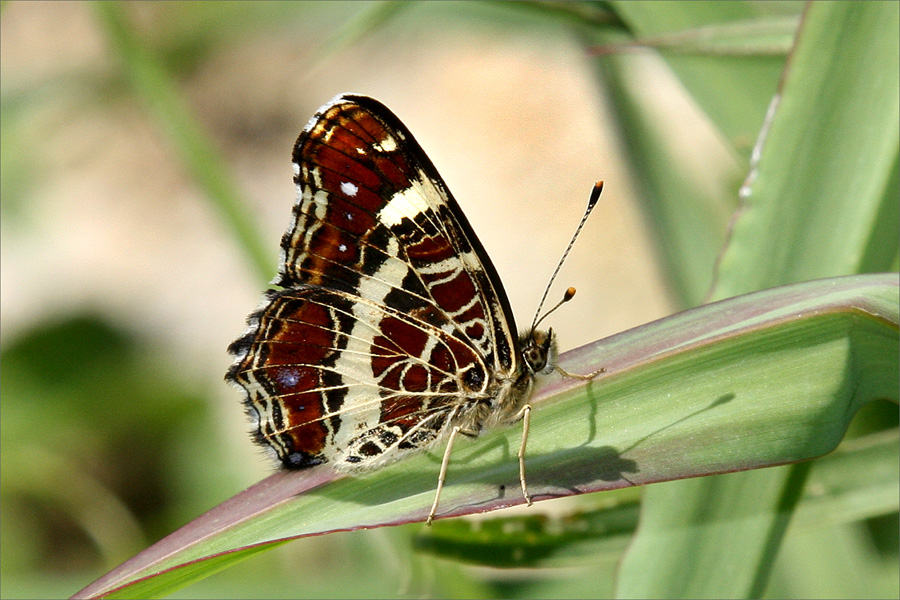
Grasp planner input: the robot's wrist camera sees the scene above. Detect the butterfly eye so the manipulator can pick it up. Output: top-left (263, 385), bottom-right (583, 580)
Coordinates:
top-left (523, 340), bottom-right (548, 374)
top-left (522, 328), bottom-right (558, 375)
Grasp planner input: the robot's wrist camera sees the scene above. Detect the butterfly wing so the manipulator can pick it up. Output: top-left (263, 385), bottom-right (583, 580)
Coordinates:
top-left (228, 95), bottom-right (520, 469)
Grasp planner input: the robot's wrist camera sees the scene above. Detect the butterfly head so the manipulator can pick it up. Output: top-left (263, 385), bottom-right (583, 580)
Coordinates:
top-left (521, 283), bottom-right (578, 376)
top-left (521, 327), bottom-right (558, 376)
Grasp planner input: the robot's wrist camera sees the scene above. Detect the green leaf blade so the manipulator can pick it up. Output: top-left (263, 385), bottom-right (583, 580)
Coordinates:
top-left (713, 1), bottom-right (900, 299)
top-left (74, 275), bottom-right (898, 599)
top-left (618, 2), bottom-right (900, 598)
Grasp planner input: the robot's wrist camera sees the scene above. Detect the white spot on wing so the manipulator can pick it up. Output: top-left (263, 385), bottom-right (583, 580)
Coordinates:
top-left (341, 181), bottom-right (359, 197)
top-left (375, 136), bottom-right (398, 153)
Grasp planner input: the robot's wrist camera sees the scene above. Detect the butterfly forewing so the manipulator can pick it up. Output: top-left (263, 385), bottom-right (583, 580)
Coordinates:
top-left (228, 95), bottom-right (521, 470)
top-left (283, 96), bottom-right (516, 372)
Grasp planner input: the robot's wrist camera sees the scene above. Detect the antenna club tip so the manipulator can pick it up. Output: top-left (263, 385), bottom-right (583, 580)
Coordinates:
top-left (588, 181), bottom-right (604, 208)
top-left (564, 287), bottom-right (577, 301)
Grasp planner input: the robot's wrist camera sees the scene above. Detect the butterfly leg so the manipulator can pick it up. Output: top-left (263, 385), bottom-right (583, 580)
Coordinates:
top-left (427, 425), bottom-right (476, 525)
top-left (555, 365), bottom-right (606, 380)
top-left (513, 363), bottom-right (602, 509)
top-left (514, 404), bottom-right (533, 507)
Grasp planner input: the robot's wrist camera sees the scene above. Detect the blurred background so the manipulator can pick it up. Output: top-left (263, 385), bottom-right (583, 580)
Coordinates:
top-left (2, 2), bottom-right (895, 599)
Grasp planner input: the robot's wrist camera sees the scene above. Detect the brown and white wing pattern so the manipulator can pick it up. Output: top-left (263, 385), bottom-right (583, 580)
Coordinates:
top-left (227, 95), bottom-right (523, 470)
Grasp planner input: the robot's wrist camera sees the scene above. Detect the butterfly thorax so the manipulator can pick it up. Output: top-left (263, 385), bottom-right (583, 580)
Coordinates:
top-left (452, 327), bottom-right (558, 434)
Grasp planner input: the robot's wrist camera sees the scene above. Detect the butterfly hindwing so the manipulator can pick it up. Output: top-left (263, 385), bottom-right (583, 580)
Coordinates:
top-left (229, 284), bottom-right (487, 468)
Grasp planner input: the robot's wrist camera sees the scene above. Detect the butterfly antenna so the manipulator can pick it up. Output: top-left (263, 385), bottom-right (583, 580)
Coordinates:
top-left (530, 181), bottom-right (603, 331)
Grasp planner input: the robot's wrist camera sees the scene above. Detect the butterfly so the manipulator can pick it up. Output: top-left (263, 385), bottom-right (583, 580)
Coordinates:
top-left (227, 94), bottom-right (603, 524)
